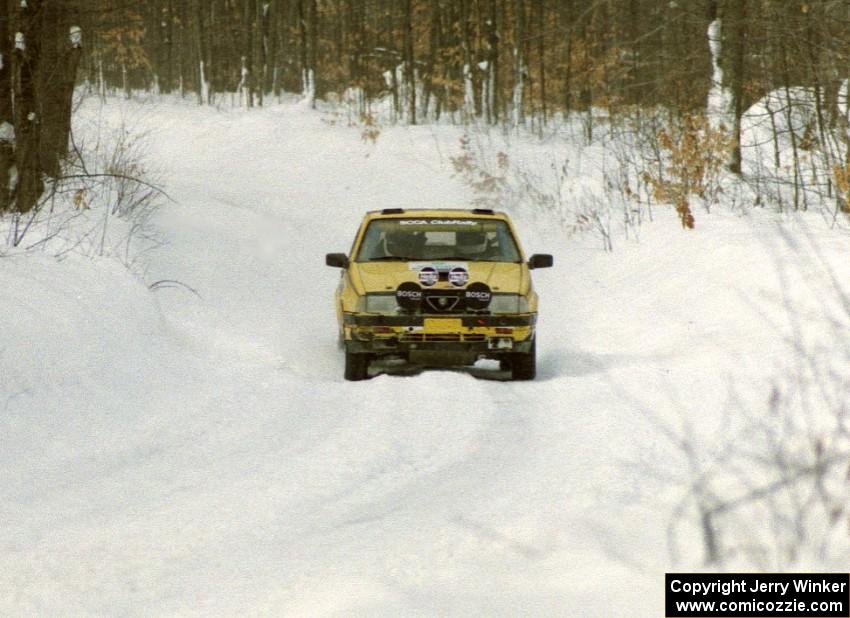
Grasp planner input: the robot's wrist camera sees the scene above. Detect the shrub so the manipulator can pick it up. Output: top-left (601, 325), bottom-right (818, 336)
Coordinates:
top-left (642, 114), bottom-right (731, 229)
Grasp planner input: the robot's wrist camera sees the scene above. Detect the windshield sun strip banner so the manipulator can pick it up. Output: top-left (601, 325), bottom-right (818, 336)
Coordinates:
top-left (397, 219), bottom-right (481, 226)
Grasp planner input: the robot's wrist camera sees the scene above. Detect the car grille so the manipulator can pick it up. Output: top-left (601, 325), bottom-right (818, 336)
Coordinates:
top-left (400, 333), bottom-right (487, 343)
top-left (421, 290), bottom-right (465, 314)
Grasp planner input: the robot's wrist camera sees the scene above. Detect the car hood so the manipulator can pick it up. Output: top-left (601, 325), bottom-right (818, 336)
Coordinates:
top-left (349, 261), bottom-right (529, 295)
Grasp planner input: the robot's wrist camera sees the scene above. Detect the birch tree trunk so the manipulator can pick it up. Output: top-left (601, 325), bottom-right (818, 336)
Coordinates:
top-left (705, 0), bottom-right (731, 129)
top-left (724, 0), bottom-right (746, 175)
top-left (512, 0), bottom-right (526, 128)
top-left (307, 0), bottom-right (317, 108)
top-left (195, 0), bottom-right (211, 104)
top-left (242, 0), bottom-right (254, 107)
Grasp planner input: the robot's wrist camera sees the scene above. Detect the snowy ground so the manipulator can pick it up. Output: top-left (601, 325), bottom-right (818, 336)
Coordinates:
top-left (2, 97), bottom-right (849, 616)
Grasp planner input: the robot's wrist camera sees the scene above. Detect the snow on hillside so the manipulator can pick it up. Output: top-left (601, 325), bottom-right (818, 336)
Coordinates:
top-left (1, 96), bottom-right (849, 616)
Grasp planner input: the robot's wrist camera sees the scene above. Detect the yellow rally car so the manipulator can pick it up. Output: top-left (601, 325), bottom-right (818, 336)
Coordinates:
top-left (325, 208), bottom-right (552, 381)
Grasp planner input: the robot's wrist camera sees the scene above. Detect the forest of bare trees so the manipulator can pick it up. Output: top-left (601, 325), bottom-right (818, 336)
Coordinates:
top-left (74, 1), bottom-right (850, 127)
top-left (0, 0), bottom-right (82, 215)
top-left (5, 1), bottom-right (850, 217)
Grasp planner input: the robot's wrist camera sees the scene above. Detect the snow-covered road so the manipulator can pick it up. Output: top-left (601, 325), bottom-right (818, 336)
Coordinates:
top-left (3, 98), bottom-right (849, 615)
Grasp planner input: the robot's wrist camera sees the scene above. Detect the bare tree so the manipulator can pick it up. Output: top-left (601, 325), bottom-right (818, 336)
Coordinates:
top-left (512, 0), bottom-right (525, 127)
top-left (11, 0), bottom-right (44, 213)
top-left (403, 0), bottom-right (415, 124)
top-left (722, 0), bottom-right (747, 175)
top-left (0, 0), bottom-right (13, 212)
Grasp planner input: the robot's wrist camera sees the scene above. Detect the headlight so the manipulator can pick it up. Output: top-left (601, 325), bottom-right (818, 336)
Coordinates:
top-left (364, 294), bottom-right (398, 314)
top-left (489, 294), bottom-right (528, 314)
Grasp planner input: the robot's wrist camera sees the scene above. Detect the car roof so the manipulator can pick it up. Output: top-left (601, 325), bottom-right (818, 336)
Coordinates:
top-left (364, 208), bottom-right (510, 221)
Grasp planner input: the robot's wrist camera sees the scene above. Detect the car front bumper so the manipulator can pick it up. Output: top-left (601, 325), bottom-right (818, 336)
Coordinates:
top-left (343, 312), bottom-right (536, 362)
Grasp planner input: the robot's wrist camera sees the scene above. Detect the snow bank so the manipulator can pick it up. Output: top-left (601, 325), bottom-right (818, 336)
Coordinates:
top-left (1, 95), bottom-right (849, 616)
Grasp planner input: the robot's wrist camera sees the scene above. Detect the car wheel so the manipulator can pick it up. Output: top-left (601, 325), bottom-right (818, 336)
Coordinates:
top-left (511, 338), bottom-right (536, 381)
top-left (344, 350), bottom-right (371, 381)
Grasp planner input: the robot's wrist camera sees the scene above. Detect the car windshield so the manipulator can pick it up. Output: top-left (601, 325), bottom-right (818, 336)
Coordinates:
top-left (355, 218), bottom-right (522, 262)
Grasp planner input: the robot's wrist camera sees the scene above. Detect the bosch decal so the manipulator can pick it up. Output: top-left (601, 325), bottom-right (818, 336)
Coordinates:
top-left (395, 282), bottom-right (423, 311)
top-left (464, 282), bottom-right (492, 310)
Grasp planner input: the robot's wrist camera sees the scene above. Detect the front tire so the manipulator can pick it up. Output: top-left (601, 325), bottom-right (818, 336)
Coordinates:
top-left (511, 338), bottom-right (536, 381)
top-left (344, 350), bottom-right (371, 381)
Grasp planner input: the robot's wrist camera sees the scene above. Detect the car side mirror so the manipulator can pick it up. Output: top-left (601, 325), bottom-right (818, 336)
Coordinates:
top-left (325, 253), bottom-right (349, 268)
top-left (528, 254), bottom-right (553, 269)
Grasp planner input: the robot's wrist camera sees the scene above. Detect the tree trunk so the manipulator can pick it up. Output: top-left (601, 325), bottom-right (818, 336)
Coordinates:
top-left (536, 0), bottom-right (546, 126)
top-left (803, 5), bottom-right (826, 150)
top-left (37, 0), bottom-right (62, 177)
top-left (461, 0), bottom-right (474, 120)
top-left (0, 0), bottom-right (13, 212)
top-left (195, 0), bottom-right (212, 104)
top-left (780, 42), bottom-right (801, 210)
top-left (512, 0), bottom-right (526, 127)
top-left (298, 0), bottom-right (312, 103)
top-left (267, 0), bottom-right (280, 96)
top-left (12, 0), bottom-right (44, 213)
top-left (307, 0), bottom-right (317, 107)
top-left (724, 0), bottom-right (746, 175)
top-left (561, 0), bottom-right (573, 117)
top-left (163, 0), bottom-right (174, 93)
top-left (403, 0), bottom-right (416, 124)
top-left (254, 0), bottom-right (266, 106)
top-left (422, 0), bottom-right (441, 122)
top-left (242, 0), bottom-right (254, 107)
top-left (39, 1), bottom-right (82, 179)
top-left (486, 0), bottom-right (499, 124)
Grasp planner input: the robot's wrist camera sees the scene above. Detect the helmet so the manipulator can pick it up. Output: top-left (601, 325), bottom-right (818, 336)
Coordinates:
top-left (456, 230), bottom-right (487, 254)
top-left (384, 230), bottom-right (423, 257)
